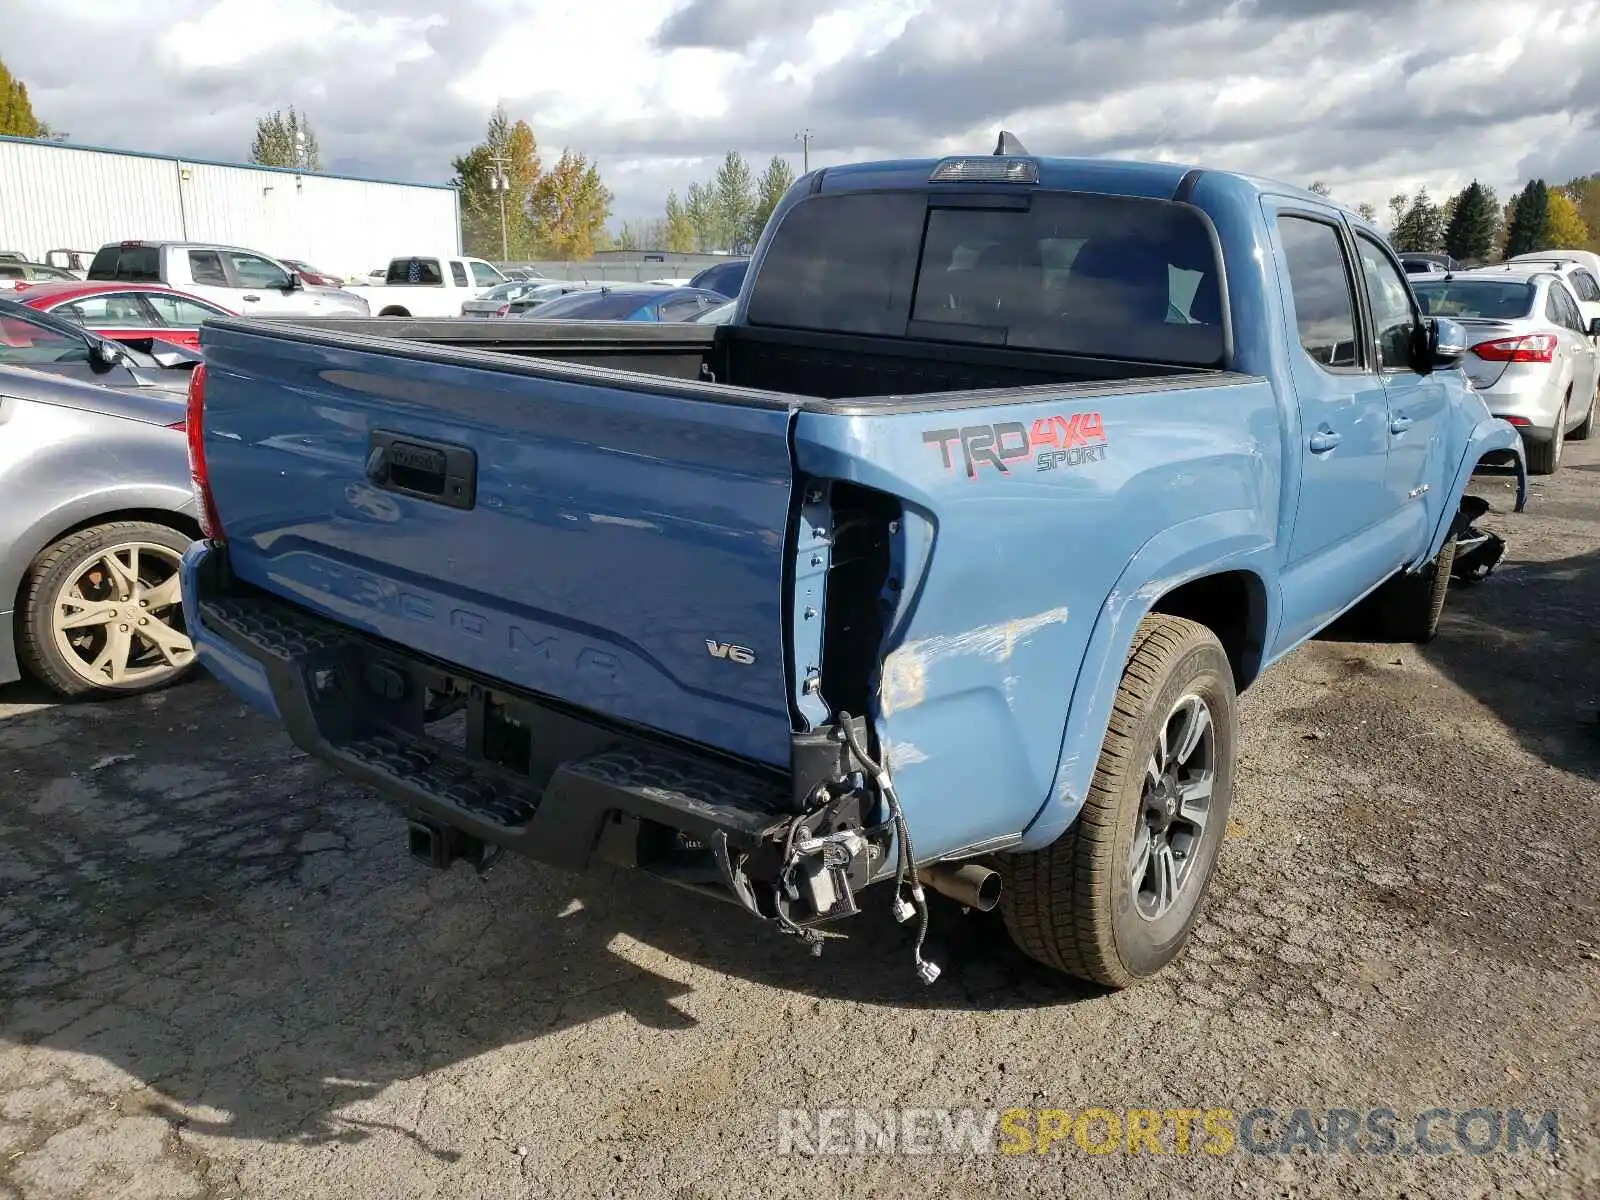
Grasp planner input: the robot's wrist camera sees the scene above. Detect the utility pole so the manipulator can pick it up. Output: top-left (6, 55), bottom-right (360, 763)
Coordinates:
top-left (795, 128), bottom-right (814, 172)
top-left (489, 153), bottom-right (510, 263)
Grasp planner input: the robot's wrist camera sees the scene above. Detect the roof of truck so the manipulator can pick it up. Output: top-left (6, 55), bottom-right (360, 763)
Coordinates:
top-left (812, 155), bottom-right (1342, 209)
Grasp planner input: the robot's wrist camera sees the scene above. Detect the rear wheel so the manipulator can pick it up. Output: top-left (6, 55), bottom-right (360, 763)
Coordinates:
top-left (1572, 383), bottom-right (1596, 441)
top-left (1526, 392), bottom-right (1568, 474)
top-left (17, 522), bottom-right (197, 698)
top-left (1000, 616), bottom-right (1236, 988)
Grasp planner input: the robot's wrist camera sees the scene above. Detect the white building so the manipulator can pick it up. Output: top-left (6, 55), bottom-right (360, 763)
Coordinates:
top-left (0, 135), bottom-right (460, 280)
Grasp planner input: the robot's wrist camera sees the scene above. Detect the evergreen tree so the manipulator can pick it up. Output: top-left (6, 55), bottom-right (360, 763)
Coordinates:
top-left (250, 108), bottom-right (322, 170)
top-left (1442, 181), bottom-right (1498, 263)
top-left (749, 155), bottom-right (796, 247)
top-left (1503, 181), bottom-right (1552, 258)
top-left (1391, 189), bottom-right (1444, 253)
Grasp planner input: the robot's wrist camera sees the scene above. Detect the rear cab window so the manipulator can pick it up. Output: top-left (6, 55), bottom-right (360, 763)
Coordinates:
top-left (88, 245), bottom-right (161, 282)
top-left (746, 189), bottom-right (1227, 368)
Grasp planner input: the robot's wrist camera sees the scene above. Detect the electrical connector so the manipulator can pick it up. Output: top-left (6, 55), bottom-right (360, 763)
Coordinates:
top-left (891, 894), bottom-right (917, 924)
top-left (916, 957), bottom-right (941, 985)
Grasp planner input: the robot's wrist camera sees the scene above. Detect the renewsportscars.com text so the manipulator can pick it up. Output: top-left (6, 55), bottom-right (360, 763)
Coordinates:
top-left (775, 1106), bottom-right (1560, 1158)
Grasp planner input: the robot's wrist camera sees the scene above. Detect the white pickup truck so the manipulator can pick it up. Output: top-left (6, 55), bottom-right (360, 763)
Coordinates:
top-left (349, 255), bottom-right (508, 317)
top-left (86, 241), bottom-right (370, 316)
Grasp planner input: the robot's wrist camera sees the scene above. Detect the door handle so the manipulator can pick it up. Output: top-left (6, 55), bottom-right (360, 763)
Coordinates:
top-left (242, 294), bottom-right (260, 302)
top-left (1390, 415), bottom-right (1414, 434)
top-left (1308, 429), bottom-right (1343, 453)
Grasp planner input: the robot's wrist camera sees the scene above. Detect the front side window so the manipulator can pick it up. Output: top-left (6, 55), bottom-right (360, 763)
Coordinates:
top-left (0, 311), bottom-right (90, 364)
top-left (1276, 216), bottom-right (1359, 369)
top-left (469, 261), bottom-right (503, 287)
top-left (1355, 235), bottom-right (1419, 372)
top-left (226, 253), bottom-right (291, 289)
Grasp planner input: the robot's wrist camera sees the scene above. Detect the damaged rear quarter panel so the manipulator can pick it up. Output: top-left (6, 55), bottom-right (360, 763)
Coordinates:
top-left (792, 376), bottom-right (1280, 859)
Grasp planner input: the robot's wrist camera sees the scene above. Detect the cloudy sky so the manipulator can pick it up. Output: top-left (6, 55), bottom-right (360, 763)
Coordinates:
top-left (6, 0), bottom-right (1599, 225)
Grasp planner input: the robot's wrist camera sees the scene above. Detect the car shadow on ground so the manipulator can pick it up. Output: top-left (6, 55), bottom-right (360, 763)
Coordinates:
top-left (1317, 542), bottom-right (1600, 779)
top-left (0, 679), bottom-right (1098, 1152)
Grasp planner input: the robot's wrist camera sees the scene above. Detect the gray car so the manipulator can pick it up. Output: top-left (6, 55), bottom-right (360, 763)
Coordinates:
top-left (0, 300), bottom-right (199, 696)
top-left (1412, 269), bottom-right (1600, 474)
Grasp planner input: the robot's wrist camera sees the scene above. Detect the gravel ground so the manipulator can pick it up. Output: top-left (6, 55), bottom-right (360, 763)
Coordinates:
top-left (2, 447), bottom-right (1597, 1200)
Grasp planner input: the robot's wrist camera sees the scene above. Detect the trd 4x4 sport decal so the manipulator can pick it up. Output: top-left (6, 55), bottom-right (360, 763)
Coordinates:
top-left (922, 413), bottom-right (1109, 479)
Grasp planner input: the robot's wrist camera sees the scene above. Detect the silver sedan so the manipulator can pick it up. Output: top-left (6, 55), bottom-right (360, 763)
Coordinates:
top-left (1412, 269), bottom-right (1600, 474)
top-left (0, 299), bottom-right (199, 696)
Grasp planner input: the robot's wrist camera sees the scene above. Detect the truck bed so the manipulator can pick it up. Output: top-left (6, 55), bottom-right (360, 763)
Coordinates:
top-left (261, 317), bottom-right (1220, 409)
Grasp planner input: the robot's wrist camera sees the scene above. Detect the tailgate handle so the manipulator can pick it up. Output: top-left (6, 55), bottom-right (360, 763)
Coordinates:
top-left (366, 431), bottom-right (477, 510)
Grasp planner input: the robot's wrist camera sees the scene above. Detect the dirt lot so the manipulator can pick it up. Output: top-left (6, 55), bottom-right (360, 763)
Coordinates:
top-left (2, 447), bottom-right (1598, 1200)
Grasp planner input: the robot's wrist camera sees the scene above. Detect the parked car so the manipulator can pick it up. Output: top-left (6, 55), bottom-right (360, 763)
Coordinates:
top-left (87, 241), bottom-right (370, 318)
top-left (0, 297), bottom-right (200, 393)
top-left (278, 258), bottom-right (345, 288)
top-left (689, 257), bottom-right (751, 299)
top-left (183, 145), bottom-right (1525, 994)
top-left (1399, 251), bottom-right (1462, 275)
top-left (44, 249), bottom-right (96, 277)
top-left (1, 260), bottom-right (80, 289)
top-left (15, 281), bottom-right (235, 349)
top-left (347, 254), bottom-right (507, 317)
top-left (521, 285), bottom-right (727, 322)
top-left (0, 306), bottom-right (199, 697)
top-left (459, 280), bottom-right (570, 317)
top-left (1414, 268), bottom-right (1600, 473)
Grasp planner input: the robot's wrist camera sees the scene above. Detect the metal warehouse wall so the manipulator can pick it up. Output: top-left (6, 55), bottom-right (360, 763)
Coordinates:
top-left (0, 137), bottom-right (460, 280)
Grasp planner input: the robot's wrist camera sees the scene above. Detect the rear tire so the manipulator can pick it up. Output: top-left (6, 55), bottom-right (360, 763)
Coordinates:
top-left (1000, 615), bottom-right (1236, 988)
top-left (17, 521), bottom-right (197, 698)
top-left (1526, 393), bottom-right (1567, 474)
top-left (1572, 385), bottom-right (1596, 441)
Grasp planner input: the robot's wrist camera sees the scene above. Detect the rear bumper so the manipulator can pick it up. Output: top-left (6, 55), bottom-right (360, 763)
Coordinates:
top-left (1479, 372), bottom-right (1567, 437)
top-left (181, 541), bottom-right (801, 896)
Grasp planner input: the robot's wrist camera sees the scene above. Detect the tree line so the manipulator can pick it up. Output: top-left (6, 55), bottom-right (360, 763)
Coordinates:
top-left (618, 152), bottom-right (797, 254)
top-left (1313, 176), bottom-right (1599, 263)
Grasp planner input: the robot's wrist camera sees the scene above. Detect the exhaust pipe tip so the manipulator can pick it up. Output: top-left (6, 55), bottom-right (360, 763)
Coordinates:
top-left (918, 862), bottom-right (1002, 912)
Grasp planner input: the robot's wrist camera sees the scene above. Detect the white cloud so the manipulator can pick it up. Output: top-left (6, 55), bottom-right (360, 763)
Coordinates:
top-left (5, 0), bottom-right (1598, 227)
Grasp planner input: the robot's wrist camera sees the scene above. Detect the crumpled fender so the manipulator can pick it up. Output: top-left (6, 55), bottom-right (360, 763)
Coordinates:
top-left (1417, 415), bottom-right (1526, 568)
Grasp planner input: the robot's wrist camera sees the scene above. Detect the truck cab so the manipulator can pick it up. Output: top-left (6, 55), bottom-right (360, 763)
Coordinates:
top-left (350, 255), bottom-right (507, 317)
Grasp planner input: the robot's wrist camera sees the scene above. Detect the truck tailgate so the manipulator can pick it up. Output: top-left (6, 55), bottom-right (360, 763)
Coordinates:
top-left (198, 321), bottom-right (798, 767)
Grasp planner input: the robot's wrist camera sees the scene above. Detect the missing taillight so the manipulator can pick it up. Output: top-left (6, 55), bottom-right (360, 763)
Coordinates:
top-left (185, 363), bottom-right (225, 539)
top-left (820, 484), bottom-right (900, 721)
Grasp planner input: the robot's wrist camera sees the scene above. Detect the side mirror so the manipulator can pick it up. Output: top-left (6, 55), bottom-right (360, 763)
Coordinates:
top-left (92, 339), bottom-right (124, 367)
top-left (284, 271), bottom-right (303, 292)
top-left (1429, 317), bottom-right (1467, 368)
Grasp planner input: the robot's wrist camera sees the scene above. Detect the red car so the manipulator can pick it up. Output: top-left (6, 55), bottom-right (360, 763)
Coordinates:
top-left (280, 258), bottom-right (345, 287)
top-left (13, 281), bottom-right (236, 349)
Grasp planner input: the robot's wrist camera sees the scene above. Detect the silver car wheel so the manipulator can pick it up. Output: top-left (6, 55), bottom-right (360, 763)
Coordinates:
top-left (50, 541), bottom-right (194, 687)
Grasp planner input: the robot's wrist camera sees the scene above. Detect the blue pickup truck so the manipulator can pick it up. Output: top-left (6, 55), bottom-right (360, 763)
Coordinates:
top-left (179, 144), bottom-right (1525, 989)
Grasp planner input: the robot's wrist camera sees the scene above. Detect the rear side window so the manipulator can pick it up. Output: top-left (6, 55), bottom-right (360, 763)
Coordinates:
top-left (1549, 283), bottom-right (1585, 333)
top-left (748, 191), bottom-right (1225, 366)
top-left (1276, 216), bottom-right (1359, 369)
top-left (450, 261), bottom-right (469, 287)
top-left (189, 251), bottom-right (228, 286)
top-left (90, 245), bottom-right (161, 282)
top-left (389, 257), bottom-right (443, 285)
